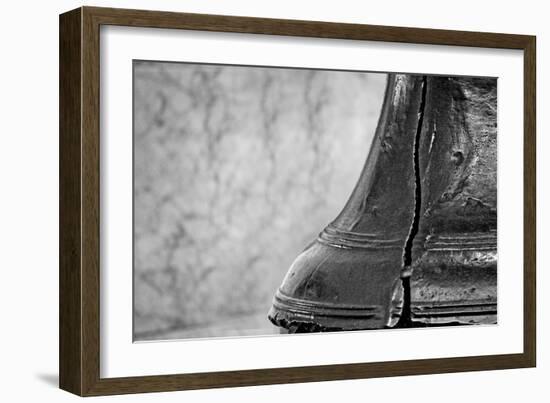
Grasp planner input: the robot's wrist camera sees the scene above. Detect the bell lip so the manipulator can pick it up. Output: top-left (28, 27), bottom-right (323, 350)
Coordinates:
top-left (267, 290), bottom-right (386, 331)
top-left (411, 300), bottom-right (497, 325)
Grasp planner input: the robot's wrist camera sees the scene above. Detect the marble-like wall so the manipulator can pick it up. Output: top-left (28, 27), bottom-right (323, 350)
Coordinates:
top-left (133, 61), bottom-right (387, 339)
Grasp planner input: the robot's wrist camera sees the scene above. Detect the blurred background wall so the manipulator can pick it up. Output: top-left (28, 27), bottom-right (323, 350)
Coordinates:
top-left (133, 61), bottom-right (387, 340)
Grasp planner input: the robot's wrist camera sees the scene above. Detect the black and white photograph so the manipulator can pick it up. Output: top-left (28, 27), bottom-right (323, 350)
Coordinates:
top-left (133, 61), bottom-right (497, 341)
top-left (2, 0), bottom-right (544, 400)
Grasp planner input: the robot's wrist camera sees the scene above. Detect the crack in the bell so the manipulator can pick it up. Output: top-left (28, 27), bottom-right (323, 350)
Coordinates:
top-left (396, 75), bottom-right (428, 327)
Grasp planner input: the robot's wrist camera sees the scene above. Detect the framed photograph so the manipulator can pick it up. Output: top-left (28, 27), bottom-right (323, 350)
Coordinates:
top-left (59, 6), bottom-right (536, 396)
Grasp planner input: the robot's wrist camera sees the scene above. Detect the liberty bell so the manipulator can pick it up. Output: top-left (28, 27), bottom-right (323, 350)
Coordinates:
top-left (268, 73), bottom-right (497, 332)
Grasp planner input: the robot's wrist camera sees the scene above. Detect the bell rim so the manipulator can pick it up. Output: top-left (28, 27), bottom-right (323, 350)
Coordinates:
top-left (267, 290), bottom-right (389, 331)
top-left (410, 300), bottom-right (497, 325)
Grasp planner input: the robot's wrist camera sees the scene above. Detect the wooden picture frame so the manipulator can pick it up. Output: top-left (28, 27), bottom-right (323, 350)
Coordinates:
top-left (59, 6), bottom-right (536, 396)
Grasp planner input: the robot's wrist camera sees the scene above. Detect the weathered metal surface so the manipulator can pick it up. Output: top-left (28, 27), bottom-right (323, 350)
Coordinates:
top-left (268, 74), bottom-right (498, 332)
top-left (409, 76), bottom-right (497, 325)
top-left (268, 74), bottom-right (425, 331)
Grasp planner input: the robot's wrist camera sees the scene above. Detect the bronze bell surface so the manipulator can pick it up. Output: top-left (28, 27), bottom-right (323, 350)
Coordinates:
top-left (408, 76), bottom-right (497, 325)
top-left (268, 72), bottom-right (498, 333)
top-left (268, 74), bottom-right (426, 332)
